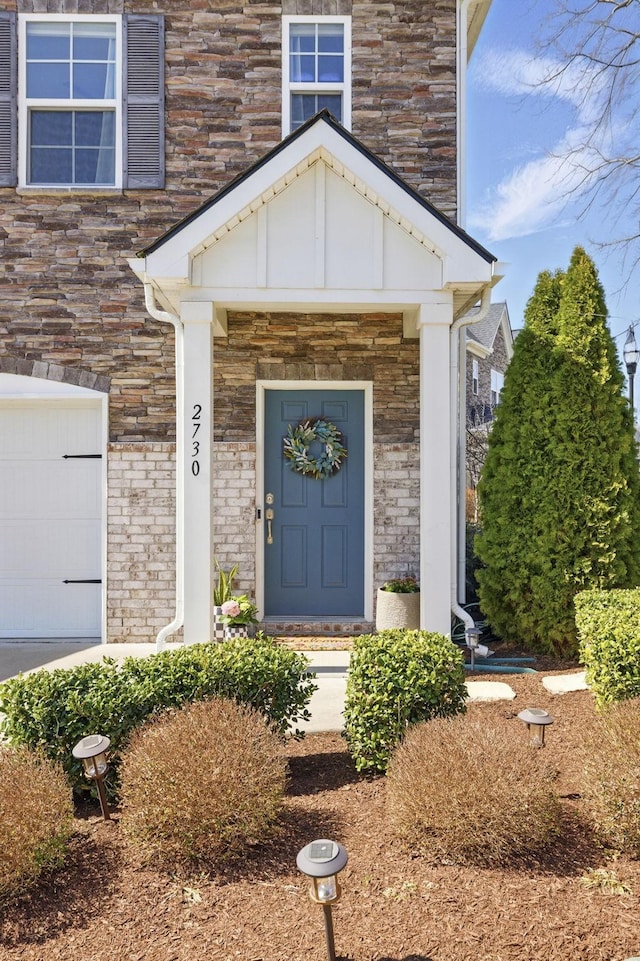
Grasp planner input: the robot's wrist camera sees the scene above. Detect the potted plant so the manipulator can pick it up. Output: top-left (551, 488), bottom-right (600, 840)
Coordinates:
top-left (213, 560), bottom-right (238, 641)
top-left (220, 595), bottom-right (259, 640)
top-left (375, 575), bottom-right (420, 631)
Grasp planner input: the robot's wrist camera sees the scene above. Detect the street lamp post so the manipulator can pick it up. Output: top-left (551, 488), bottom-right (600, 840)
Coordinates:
top-left (623, 326), bottom-right (639, 411)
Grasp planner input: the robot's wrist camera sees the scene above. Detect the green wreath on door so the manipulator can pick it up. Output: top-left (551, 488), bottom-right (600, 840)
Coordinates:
top-left (283, 418), bottom-right (347, 480)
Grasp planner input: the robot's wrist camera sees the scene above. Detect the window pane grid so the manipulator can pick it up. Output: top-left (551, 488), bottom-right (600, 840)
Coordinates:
top-left (29, 109), bottom-right (115, 185)
top-left (289, 22), bottom-right (344, 84)
top-left (26, 22), bottom-right (116, 100)
top-left (24, 19), bottom-right (118, 186)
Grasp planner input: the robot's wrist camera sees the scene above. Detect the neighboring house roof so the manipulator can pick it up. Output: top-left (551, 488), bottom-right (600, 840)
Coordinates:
top-left (465, 301), bottom-right (514, 361)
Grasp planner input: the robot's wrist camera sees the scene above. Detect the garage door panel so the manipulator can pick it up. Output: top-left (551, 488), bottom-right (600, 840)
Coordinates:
top-left (0, 581), bottom-right (101, 636)
top-left (1, 519), bottom-right (100, 577)
top-left (0, 462), bottom-right (101, 519)
top-left (0, 399), bottom-right (103, 638)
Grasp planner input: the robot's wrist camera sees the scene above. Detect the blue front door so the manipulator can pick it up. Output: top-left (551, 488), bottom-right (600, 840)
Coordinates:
top-left (264, 389), bottom-right (364, 617)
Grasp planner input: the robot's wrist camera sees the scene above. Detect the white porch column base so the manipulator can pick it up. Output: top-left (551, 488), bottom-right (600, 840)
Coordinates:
top-left (181, 306), bottom-right (214, 643)
top-left (417, 299), bottom-right (453, 635)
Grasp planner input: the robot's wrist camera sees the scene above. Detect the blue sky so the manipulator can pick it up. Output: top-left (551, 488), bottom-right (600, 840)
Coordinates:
top-left (466, 0), bottom-right (638, 361)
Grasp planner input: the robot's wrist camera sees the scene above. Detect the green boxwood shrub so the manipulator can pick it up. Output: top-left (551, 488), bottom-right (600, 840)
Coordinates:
top-left (343, 629), bottom-right (467, 773)
top-left (0, 636), bottom-right (316, 797)
top-left (575, 589), bottom-right (640, 707)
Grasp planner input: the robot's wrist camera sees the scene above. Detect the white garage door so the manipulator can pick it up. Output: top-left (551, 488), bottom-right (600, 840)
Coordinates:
top-left (0, 399), bottom-right (103, 638)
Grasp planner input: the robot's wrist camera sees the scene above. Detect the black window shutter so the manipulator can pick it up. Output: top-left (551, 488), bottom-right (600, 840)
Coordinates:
top-left (0, 12), bottom-right (17, 188)
top-left (123, 14), bottom-right (165, 189)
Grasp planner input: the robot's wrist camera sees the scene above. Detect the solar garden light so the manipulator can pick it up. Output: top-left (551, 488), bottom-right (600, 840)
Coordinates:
top-left (72, 734), bottom-right (111, 820)
top-left (296, 839), bottom-right (348, 961)
top-left (465, 626), bottom-right (482, 670)
top-left (517, 708), bottom-right (553, 749)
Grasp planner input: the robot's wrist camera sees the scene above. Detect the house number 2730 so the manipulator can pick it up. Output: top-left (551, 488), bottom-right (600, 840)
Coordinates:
top-left (191, 404), bottom-right (202, 476)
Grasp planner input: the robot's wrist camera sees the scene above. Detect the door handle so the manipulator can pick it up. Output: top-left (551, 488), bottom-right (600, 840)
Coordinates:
top-left (266, 508), bottom-right (274, 545)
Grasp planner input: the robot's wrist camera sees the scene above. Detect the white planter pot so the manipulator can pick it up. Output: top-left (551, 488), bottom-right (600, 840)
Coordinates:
top-left (375, 588), bottom-right (420, 631)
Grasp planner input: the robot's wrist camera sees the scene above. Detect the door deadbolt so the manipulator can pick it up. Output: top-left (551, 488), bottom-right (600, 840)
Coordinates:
top-left (266, 492), bottom-right (275, 505)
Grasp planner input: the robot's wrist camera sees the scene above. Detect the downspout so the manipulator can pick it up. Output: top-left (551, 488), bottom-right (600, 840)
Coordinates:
top-left (450, 284), bottom-right (491, 632)
top-left (143, 283), bottom-right (185, 651)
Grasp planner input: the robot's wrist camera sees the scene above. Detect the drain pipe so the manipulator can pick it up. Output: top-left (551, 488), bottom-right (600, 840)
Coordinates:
top-left (450, 284), bottom-right (492, 633)
top-left (143, 283), bottom-right (185, 651)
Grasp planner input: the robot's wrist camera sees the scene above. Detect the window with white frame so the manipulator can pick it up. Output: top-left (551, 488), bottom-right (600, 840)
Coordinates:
top-left (282, 16), bottom-right (351, 136)
top-left (2, 12), bottom-right (164, 190)
top-left (490, 368), bottom-right (504, 406)
top-left (22, 17), bottom-right (119, 186)
top-left (472, 358), bottom-right (479, 395)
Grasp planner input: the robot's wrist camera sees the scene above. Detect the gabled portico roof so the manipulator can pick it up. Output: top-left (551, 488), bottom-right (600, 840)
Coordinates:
top-left (130, 110), bottom-right (497, 325)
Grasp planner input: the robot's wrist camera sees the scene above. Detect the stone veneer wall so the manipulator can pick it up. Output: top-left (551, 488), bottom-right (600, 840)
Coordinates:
top-left (2, 0), bottom-right (458, 442)
top-left (3, 0), bottom-right (456, 637)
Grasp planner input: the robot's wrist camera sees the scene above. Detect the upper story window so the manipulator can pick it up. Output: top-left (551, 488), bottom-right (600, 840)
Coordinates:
top-left (23, 18), bottom-right (119, 187)
top-left (490, 369), bottom-right (504, 406)
top-left (282, 16), bottom-right (351, 136)
top-left (0, 12), bottom-right (164, 190)
top-left (472, 358), bottom-right (479, 395)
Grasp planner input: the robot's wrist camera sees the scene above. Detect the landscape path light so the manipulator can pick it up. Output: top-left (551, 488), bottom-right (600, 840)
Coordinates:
top-left (296, 839), bottom-right (348, 961)
top-left (465, 626), bottom-right (482, 670)
top-left (517, 708), bottom-right (553, 748)
top-left (72, 734), bottom-right (111, 820)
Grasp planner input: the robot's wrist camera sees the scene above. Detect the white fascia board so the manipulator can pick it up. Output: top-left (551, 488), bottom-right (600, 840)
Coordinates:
top-left (142, 119), bottom-right (493, 285)
top-left (178, 287), bottom-right (457, 313)
top-left (465, 339), bottom-right (491, 360)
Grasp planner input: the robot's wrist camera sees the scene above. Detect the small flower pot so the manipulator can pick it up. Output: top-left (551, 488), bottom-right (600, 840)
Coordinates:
top-left (224, 624), bottom-right (249, 640)
top-left (375, 588), bottom-right (420, 631)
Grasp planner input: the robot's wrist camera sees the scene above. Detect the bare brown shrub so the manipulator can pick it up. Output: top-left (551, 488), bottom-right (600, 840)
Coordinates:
top-left (386, 714), bottom-right (562, 866)
top-left (583, 696), bottom-right (640, 857)
top-left (119, 698), bottom-right (287, 868)
top-left (0, 745), bottom-right (74, 899)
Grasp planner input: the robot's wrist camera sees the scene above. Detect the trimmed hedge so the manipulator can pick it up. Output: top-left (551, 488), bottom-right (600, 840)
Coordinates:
top-left (343, 630), bottom-right (467, 773)
top-left (387, 714), bottom-right (561, 866)
top-left (583, 697), bottom-right (640, 857)
top-left (0, 636), bottom-right (316, 797)
top-left (119, 699), bottom-right (287, 868)
top-left (575, 589), bottom-right (640, 707)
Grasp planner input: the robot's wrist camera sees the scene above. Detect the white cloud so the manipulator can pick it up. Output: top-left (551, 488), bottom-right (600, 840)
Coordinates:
top-left (469, 48), bottom-right (613, 241)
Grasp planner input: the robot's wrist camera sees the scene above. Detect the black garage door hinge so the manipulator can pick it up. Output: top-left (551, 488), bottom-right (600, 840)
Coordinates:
top-left (62, 454), bottom-right (102, 459)
top-left (63, 579), bottom-right (102, 584)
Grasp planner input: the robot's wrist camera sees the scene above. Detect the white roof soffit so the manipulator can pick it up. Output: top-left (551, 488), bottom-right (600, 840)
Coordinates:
top-left (467, 0), bottom-right (492, 58)
top-left (136, 116), bottom-right (495, 293)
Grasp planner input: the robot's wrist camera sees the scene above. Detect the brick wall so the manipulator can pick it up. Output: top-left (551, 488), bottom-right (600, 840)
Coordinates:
top-left (107, 443), bottom-right (178, 642)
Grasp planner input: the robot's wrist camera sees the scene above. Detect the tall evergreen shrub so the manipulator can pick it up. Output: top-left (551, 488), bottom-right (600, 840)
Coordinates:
top-left (476, 248), bottom-right (640, 656)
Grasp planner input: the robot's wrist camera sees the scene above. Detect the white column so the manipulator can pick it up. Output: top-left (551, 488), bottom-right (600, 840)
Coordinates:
top-left (181, 304), bottom-right (214, 643)
top-left (417, 299), bottom-right (453, 635)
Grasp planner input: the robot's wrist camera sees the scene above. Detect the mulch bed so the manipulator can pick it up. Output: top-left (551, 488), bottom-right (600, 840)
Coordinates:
top-left (1, 664), bottom-right (640, 961)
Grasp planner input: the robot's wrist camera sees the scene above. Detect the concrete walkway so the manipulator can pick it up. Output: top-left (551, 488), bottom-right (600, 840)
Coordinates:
top-left (0, 641), bottom-right (590, 733)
